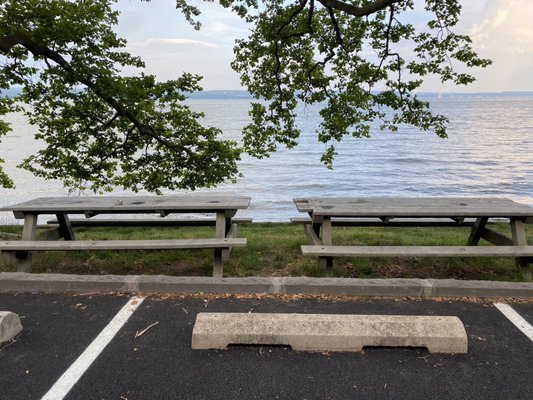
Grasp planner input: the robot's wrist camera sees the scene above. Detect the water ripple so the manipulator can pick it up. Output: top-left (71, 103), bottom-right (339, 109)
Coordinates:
top-left (0, 95), bottom-right (531, 222)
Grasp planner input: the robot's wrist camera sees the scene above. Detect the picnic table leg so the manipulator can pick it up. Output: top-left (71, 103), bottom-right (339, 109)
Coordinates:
top-left (467, 217), bottom-right (488, 246)
top-left (222, 215), bottom-right (242, 262)
top-left (319, 217), bottom-right (333, 270)
top-left (56, 213), bottom-right (75, 240)
top-left (213, 212), bottom-right (226, 278)
top-left (16, 214), bottom-right (38, 272)
top-left (312, 222), bottom-right (321, 238)
top-left (510, 218), bottom-right (531, 281)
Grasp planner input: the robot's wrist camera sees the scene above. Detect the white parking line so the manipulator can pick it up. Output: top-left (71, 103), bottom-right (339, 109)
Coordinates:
top-left (41, 296), bottom-right (145, 400)
top-left (494, 303), bottom-right (533, 342)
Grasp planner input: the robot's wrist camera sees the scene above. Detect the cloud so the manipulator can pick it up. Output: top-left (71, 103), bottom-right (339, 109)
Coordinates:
top-left (128, 38), bottom-right (218, 49)
top-left (115, 0), bottom-right (533, 91)
top-left (426, 0), bottom-right (533, 91)
top-left (202, 21), bottom-right (247, 37)
top-left (114, 0), bottom-right (243, 89)
top-left (468, 19), bottom-right (491, 43)
top-left (514, 27), bottom-right (533, 43)
top-left (464, 0), bottom-right (533, 53)
top-left (122, 39), bottom-right (241, 89)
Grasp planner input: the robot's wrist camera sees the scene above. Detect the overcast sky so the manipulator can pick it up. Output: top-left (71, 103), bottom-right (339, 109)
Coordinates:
top-left (115, 0), bottom-right (533, 92)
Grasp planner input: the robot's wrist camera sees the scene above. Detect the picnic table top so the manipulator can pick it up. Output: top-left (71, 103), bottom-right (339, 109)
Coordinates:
top-left (0, 195), bottom-right (251, 216)
top-left (294, 197), bottom-right (533, 218)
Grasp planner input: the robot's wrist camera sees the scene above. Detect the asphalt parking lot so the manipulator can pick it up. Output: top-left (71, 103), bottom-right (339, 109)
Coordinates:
top-left (1, 292), bottom-right (532, 400)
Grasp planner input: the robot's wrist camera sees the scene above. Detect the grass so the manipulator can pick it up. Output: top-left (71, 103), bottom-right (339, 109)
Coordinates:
top-left (0, 222), bottom-right (531, 281)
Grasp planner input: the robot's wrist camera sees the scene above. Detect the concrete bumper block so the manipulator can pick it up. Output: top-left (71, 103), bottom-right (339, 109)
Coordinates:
top-left (192, 313), bottom-right (468, 354)
top-left (0, 311), bottom-right (23, 343)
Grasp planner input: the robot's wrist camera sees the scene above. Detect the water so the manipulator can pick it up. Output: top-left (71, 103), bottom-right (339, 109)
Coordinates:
top-left (0, 94), bottom-right (532, 222)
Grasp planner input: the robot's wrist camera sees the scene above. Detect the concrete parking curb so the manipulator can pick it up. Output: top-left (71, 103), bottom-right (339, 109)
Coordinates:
top-left (0, 311), bottom-right (23, 343)
top-left (0, 272), bottom-right (532, 298)
top-left (191, 313), bottom-right (468, 353)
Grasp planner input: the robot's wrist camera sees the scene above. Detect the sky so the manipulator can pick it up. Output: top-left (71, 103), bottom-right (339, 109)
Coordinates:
top-left (115, 0), bottom-right (533, 92)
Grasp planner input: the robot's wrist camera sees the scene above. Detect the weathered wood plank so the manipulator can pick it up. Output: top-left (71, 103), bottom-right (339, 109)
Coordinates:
top-left (301, 245), bottom-right (533, 258)
top-left (46, 218), bottom-right (253, 227)
top-left (295, 197), bottom-right (533, 218)
top-left (322, 218), bottom-right (332, 245)
top-left (22, 214), bottom-right (37, 241)
top-left (226, 223), bottom-right (238, 239)
top-left (480, 228), bottom-right (513, 246)
top-left (222, 223), bottom-right (239, 261)
top-left (213, 257), bottom-right (223, 278)
top-left (56, 213), bottom-right (75, 240)
top-left (290, 217), bottom-right (476, 227)
top-left (320, 217), bottom-right (334, 270)
top-left (293, 198), bottom-right (313, 213)
top-left (0, 238), bottom-right (247, 251)
top-left (290, 217), bottom-right (312, 224)
top-left (214, 212), bottom-right (226, 276)
top-left (467, 217), bottom-right (488, 246)
top-left (511, 218), bottom-right (528, 246)
top-left (17, 214), bottom-right (38, 272)
top-left (215, 213), bottom-right (226, 239)
top-left (510, 218), bottom-right (530, 274)
top-left (303, 224), bottom-right (321, 245)
top-left (1, 195), bottom-right (251, 218)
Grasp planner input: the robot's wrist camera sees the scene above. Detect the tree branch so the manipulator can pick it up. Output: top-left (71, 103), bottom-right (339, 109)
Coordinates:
top-left (307, 0), bottom-right (315, 34)
top-left (277, 0), bottom-right (308, 36)
top-left (371, 4), bottom-right (396, 85)
top-left (0, 32), bottom-right (182, 152)
top-left (327, 7), bottom-right (348, 52)
top-left (317, 0), bottom-right (402, 17)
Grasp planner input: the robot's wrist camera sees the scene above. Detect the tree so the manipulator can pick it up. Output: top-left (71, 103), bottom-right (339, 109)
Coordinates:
top-left (0, 0), bottom-right (490, 192)
top-left (224, 0), bottom-right (491, 165)
top-left (0, 0), bottom-right (241, 192)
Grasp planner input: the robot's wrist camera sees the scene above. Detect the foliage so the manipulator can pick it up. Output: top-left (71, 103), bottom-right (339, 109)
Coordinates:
top-left (221, 0), bottom-right (491, 166)
top-left (0, 0), bottom-right (240, 192)
top-left (0, 0), bottom-right (491, 191)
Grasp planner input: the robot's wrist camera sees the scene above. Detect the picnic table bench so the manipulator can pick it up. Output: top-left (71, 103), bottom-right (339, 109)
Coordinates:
top-left (0, 195), bottom-right (251, 277)
top-left (293, 197), bottom-right (533, 280)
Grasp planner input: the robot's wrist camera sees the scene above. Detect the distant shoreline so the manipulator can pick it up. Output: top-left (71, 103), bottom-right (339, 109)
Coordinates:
top-left (188, 90), bottom-right (533, 100)
top-left (2, 87), bottom-right (533, 100)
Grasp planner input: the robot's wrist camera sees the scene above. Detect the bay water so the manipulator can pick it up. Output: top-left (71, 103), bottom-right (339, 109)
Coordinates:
top-left (0, 93), bottom-right (532, 222)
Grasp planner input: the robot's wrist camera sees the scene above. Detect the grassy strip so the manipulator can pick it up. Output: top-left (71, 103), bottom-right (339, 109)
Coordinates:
top-left (0, 223), bottom-right (531, 281)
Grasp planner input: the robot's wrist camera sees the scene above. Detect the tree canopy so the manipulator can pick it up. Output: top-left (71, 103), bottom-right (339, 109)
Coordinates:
top-left (0, 0), bottom-right (491, 192)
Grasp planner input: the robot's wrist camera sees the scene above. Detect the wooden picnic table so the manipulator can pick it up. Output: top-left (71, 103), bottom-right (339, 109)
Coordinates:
top-left (0, 195), bottom-right (251, 277)
top-left (294, 197), bottom-right (533, 279)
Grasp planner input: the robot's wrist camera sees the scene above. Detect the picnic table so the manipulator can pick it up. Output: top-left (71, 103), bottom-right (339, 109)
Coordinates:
top-left (0, 195), bottom-right (251, 277)
top-left (293, 197), bottom-right (533, 280)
